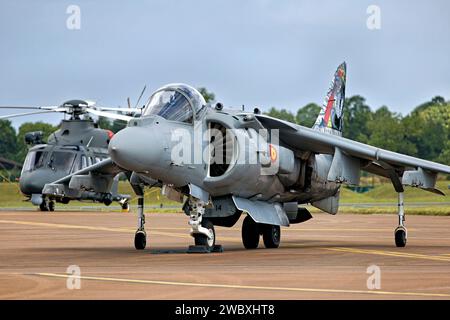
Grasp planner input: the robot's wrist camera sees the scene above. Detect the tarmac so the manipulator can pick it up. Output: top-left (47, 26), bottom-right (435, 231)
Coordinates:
top-left (1, 210), bottom-right (450, 299)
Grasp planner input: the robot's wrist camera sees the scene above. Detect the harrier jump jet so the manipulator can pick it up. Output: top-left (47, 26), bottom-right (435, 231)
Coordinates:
top-left (44, 63), bottom-right (450, 251)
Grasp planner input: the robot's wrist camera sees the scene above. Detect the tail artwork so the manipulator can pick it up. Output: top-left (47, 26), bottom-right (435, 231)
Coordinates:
top-left (313, 62), bottom-right (346, 136)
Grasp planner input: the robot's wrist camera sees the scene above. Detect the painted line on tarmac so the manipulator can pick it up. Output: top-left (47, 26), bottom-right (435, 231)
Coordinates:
top-left (323, 247), bottom-right (450, 262)
top-left (0, 219), bottom-right (238, 241)
top-left (34, 272), bottom-right (450, 298)
top-left (0, 219), bottom-right (188, 239)
top-left (284, 228), bottom-right (417, 232)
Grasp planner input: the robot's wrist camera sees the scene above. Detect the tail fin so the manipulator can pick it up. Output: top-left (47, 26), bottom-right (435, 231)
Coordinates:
top-left (313, 62), bottom-right (346, 136)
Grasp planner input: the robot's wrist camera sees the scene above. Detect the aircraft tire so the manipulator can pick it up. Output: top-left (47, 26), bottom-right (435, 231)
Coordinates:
top-left (395, 227), bottom-right (407, 247)
top-left (39, 198), bottom-right (49, 212)
top-left (134, 231), bottom-right (146, 250)
top-left (262, 224), bottom-right (281, 248)
top-left (48, 201), bottom-right (55, 212)
top-left (194, 219), bottom-right (215, 251)
top-left (242, 215), bottom-right (259, 249)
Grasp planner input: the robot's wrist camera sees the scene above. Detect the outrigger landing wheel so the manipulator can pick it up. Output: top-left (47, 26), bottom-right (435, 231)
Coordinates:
top-left (395, 227), bottom-right (407, 247)
top-left (134, 231), bottom-right (146, 250)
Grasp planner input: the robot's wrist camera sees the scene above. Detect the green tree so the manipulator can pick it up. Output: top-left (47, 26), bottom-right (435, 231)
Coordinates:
top-left (437, 140), bottom-right (450, 165)
top-left (343, 95), bottom-right (373, 143)
top-left (16, 122), bottom-right (59, 162)
top-left (296, 103), bottom-right (320, 127)
top-left (197, 87), bottom-right (215, 103)
top-left (367, 106), bottom-right (417, 156)
top-left (265, 107), bottom-right (296, 123)
top-left (111, 119), bottom-right (127, 133)
top-left (403, 102), bottom-right (450, 161)
top-left (97, 116), bottom-right (114, 131)
top-left (413, 95), bottom-right (446, 113)
top-left (0, 120), bottom-right (18, 161)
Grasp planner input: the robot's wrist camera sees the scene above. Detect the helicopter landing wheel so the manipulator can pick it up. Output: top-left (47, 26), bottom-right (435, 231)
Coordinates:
top-left (48, 200), bottom-right (55, 212)
top-left (262, 224), bottom-right (281, 249)
top-left (134, 230), bottom-right (146, 250)
top-left (121, 202), bottom-right (130, 212)
top-left (39, 197), bottom-right (49, 212)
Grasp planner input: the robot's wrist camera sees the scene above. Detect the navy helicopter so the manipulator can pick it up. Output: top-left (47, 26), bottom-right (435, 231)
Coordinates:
top-left (0, 99), bottom-right (141, 211)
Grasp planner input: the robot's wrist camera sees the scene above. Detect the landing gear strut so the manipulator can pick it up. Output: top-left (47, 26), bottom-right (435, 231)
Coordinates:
top-left (187, 197), bottom-right (220, 253)
top-left (395, 192), bottom-right (407, 247)
top-left (134, 196), bottom-right (146, 250)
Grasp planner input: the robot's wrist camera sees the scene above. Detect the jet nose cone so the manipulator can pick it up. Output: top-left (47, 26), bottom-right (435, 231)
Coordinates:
top-left (109, 126), bottom-right (164, 172)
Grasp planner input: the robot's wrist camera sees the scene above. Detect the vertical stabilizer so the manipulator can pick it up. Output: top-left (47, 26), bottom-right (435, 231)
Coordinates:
top-left (313, 62), bottom-right (346, 136)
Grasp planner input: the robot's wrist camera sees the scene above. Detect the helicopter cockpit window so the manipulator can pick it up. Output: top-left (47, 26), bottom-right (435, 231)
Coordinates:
top-left (143, 90), bottom-right (193, 123)
top-left (22, 151), bottom-right (47, 172)
top-left (49, 152), bottom-right (76, 173)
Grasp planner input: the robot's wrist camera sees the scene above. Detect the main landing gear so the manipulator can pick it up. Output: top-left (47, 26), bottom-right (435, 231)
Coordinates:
top-left (242, 215), bottom-right (281, 249)
top-left (134, 196), bottom-right (146, 250)
top-left (394, 192), bottom-right (407, 247)
top-left (39, 197), bottom-right (55, 212)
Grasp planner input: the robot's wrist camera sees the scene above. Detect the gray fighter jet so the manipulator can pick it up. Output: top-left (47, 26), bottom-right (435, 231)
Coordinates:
top-left (44, 63), bottom-right (450, 250)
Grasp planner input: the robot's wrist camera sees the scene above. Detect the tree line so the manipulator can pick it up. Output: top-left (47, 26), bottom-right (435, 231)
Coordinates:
top-left (266, 95), bottom-right (450, 165)
top-left (0, 94), bottom-right (449, 166)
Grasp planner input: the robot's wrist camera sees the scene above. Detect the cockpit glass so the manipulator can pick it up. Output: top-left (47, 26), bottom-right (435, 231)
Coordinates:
top-left (22, 151), bottom-right (47, 172)
top-left (143, 90), bottom-right (193, 123)
top-left (49, 152), bottom-right (76, 173)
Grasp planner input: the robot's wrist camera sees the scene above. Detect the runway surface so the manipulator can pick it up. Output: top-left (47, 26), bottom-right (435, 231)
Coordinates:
top-left (1, 210), bottom-right (450, 299)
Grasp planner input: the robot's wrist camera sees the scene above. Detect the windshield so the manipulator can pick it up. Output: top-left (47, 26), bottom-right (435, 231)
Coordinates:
top-left (49, 152), bottom-right (76, 173)
top-left (22, 151), bottom-right (48, 172)
top-left (143, 90), bottom-right (193, 123)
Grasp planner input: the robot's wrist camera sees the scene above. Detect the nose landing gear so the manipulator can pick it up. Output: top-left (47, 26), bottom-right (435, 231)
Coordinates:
top-left (134, 196), bottom-right (146, 250)
top-left (187, 197), bottom-right (221, 253)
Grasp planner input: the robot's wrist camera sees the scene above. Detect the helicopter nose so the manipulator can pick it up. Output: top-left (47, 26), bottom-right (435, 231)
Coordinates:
top-left (109, 126), bottom-right (163, 172)
top-left (19, 170), bottom-right (50, 195)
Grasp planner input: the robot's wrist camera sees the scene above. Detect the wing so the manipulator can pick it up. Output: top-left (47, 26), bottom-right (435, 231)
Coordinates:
top-left (255, 114), bottom-right (450, 194)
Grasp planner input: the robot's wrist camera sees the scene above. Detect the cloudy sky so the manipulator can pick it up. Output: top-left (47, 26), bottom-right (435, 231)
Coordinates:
top-left (1, 0), bottom-right (449, 128)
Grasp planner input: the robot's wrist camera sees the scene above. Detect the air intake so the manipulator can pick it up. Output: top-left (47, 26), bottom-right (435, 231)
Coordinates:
top-left (208, 122), bottom-right (235, 177)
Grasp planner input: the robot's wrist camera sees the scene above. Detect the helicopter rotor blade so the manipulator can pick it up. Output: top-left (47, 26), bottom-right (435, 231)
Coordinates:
top-left (0, 105), bottom-right (60, 110)
top-left (0, 109), bottom-right (65, 120)
top-left (134, 85), bottom-right (147, 109)
top-left (85, 108), bottom-right (133, 122)
top-left (95, 107), bottom-right (142, 113)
